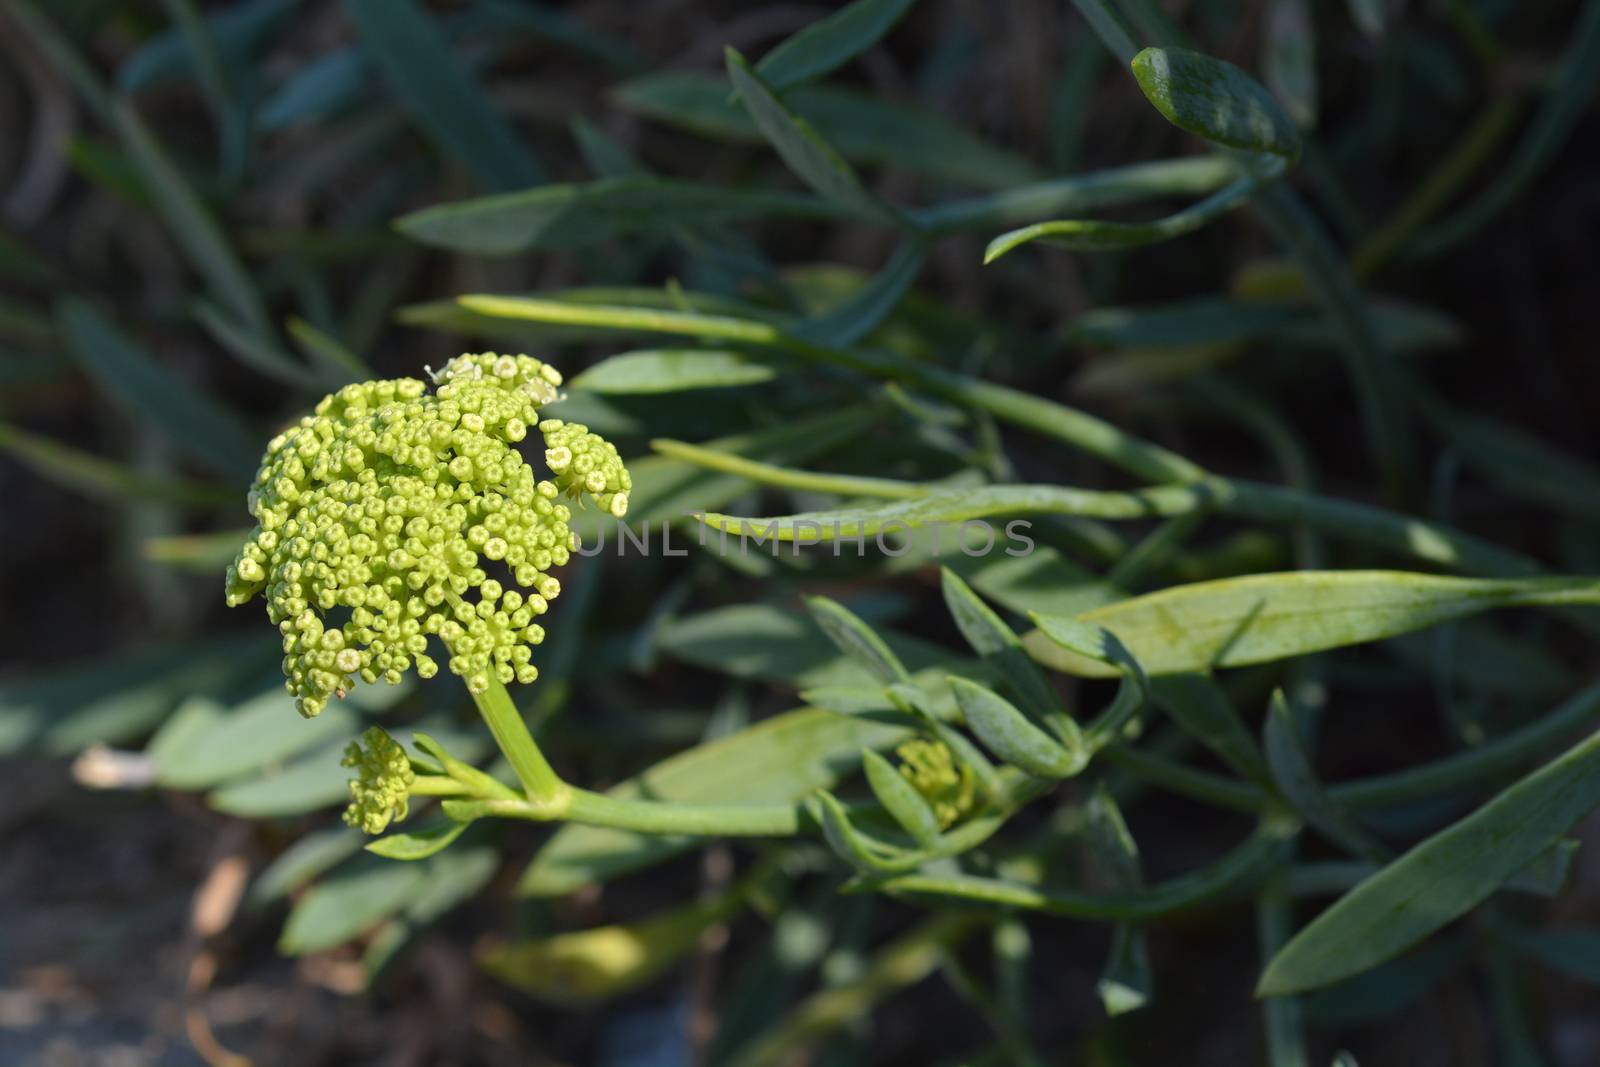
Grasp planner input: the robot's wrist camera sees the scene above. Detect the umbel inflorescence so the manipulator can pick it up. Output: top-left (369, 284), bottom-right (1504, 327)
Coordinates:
top-left (225, 353), bottom-right (630, 717)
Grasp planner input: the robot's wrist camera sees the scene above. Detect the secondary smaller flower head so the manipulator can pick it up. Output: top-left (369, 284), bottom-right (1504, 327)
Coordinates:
top-left (225, 353), bottom-right (630, 716)
top-left (897, 738), bottom-right (977, 829)
top-left (342, 726), bottom-right (414, 834)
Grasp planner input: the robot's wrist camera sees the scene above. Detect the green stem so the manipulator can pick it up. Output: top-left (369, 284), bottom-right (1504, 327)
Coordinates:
top-left (1349, 95), bottom-right (1523, 278)
top-left (465, 673), bottom-right (568, 805)
top-left (563, 788), bottom-right (802, 835)
top-left (1111, 677), bottom-right (1600, 816)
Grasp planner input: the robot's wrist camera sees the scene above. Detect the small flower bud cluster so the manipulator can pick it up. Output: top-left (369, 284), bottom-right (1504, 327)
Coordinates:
top-left (541, 418), bottom-right (631, 518)
top-left (342, 726), bottom-right (414, 834)
top-left (225, 353), bottom-right (630, 716)
top-left (897, 738), bottom-right (977, 829)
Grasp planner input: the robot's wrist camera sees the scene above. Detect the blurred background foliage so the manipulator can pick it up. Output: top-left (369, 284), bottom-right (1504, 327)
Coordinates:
top-left (1, 0), bottom-right (1599, 1065)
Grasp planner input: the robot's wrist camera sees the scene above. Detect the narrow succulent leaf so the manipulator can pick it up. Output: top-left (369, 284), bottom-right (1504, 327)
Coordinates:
top-left (361, 846), bottom-right (499, 981)
top-left (396, 177), bottom-right (858, 255)
top-left (0, 421), bottom-right (231, 509)
top-left (278, 858), bottom-right (425, 955)
top-left (815, 789), bottom-right (904, 872)
top-left (1150, 674), bottom-right (1271, 786)
top-left (341, 0), bottom-right (546, 190)
top-left (247, 827), bottom-right (366, 909)
top-left (571, 349), bottom-right (778, 394)
top-left (120, 0), bottom-right (294, 92)
top-left (615, 73), bottom-right (1040, 191)
top-left (755, 0), bottom-right (918, 91)
top-left (724, 48), bottom-right (899, 224)
top-left (482, 889), bottom-right (742, 1003)
top-left (1263, 0), bottom-right (1317, 128)
top-left (1498, 925), bottom-right (1600, 987)
top-left (256, 46), bottom-right (369, 131)
top-left (1302, 935), bottom-right (1470, 1028)
top-left (804, 597), bottom-right (913, 687)
top-left (1418, 2), bottom-right (1600, 252)
top-left (950, 678), bottom-right (1083, 779)
top-left (192, 298), bottom-right (317, 387)
top-left (1024, 572), bottom-right (1600, 679)
top-left (862, 748), bottom-right (942, 847)
top-left (1131, 46), bottom-right (1302, 162)
top-left (1087, 788), bottom-right (1151, 1014)
top-left (940, 568), bottom-right (1060, 722)
top-left (1264, 691), bottom-right (1388, 861)
top-left (1028, 615), bottom-right (1151, 740)
top-left (150, 689), bottom-right (357, 789)
top-left (700, 482), bottom-right (1205, 541)
top-left (111, 99), bottom-right (272, 340)
top-left (366, 821), bottom-right (469, 861)
top-left (792, 236), bottom-right (927, 347)
top-left (914, 156), bottom-right (1236, 231)
top-left (285, 315), bottom-right (369, 383)
top-left (881, 816), bottom-right (1296, 918)
top-left (984, 176), bottom-right (1257, 261)
top-left (56, 299), bottom-right (259, 479)
top-left (1259, 727), bottom-right (1600, 996)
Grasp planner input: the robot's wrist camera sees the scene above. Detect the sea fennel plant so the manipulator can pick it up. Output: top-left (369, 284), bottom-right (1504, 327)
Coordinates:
top-left (8, 0), bottom-right (1600, 1062)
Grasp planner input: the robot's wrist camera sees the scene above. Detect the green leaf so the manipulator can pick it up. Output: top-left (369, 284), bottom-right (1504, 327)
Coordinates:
top-left (1258, 726), bottom-right (1600, 996)
top-left (658, 602), bottom-right (975, 692)
top-left (950, 678), bottom-right (1083, 779)
top-left (366, 821), bottom-right (470, 861)
top-left (341, 0), bottom-right (546, 190)
top-left (1427, 404), bottom-right (1600, 522)
top-left (615, 73), bottom-right (1039, 191)
top-left (570, 349), bottom-right (777, 394)
top-left (755, 0), bottom-right (918, 91)
top-left (192, 298), bottom-right (316, 388)
top-left (724, 48), bottom-right (899, 224)
top-left (805, 596), bottom-right (912, 687)
top-left (1, 635), bottom-right (271, 756)
top-left (1499, 925), bottom-right (1600, 987)
top-left (1086, 788), bottom-right (1150, 1016)
top-left (110, 98), bottom-right (273, 341)
top-left (482, 889), bottom-right (743, 1003)
top-left (1418, 2), bottom-right (1600, 252)
top-left (362, 845), bottom-right (499, 979)
top-left (1302, 935), bottom-right (1470, 1027)
top-left (700, 482), bottom-right (1203, 542)
top-left (1131, 46), bottom-right (1302, 162)
top-left (279, 857), bottom-right (425, 955)
top-left (149, 688), bottom-right (359, 790)
top-left (1023, 572), bottom-right (1600, 679)
top-left (56, 299), bottom-right (259, 480)
top-left (119, 0), bottom-right (295, 93)
top-left (1263, 690), bottom-right (1387, 861)
top-left (0, 421), bottom-right (230, 509)
top-left (1263, 0), bottom-right (1317, 128)
top-left (285, 315), bottom-right (369, 383)
top-left (984, 177), bottom-right (1257, 261)
top-left (861, 748), bottom-right (941, 847)
top-left (881, 816), bottom-right (1296, 918)
top-left (396, 176), bottom-right (858, 255)
top-left (248, 827), bottom-right (367, 909)
top-left (1149, 674), bottom-right (1271, 786)
top-left (519, 708), bottom-right (907, 896)
top-left (940, 568), bottom-right (1059, 722)
top-left (794, 237), bottom-right (927, 347)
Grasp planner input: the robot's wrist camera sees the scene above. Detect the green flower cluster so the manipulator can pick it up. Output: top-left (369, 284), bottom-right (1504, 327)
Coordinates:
top-left (897, 738), bottom-right (977, 829)
top-left (225, 353), bottom-right (631, 716)
top-left (341, 726), bottom-right (414, 834)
